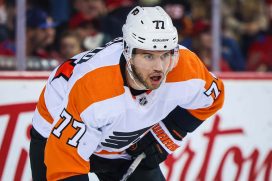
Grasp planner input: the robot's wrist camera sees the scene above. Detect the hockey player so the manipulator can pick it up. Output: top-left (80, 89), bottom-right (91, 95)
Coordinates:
top-left (29, 6), bottom-right (224, 181)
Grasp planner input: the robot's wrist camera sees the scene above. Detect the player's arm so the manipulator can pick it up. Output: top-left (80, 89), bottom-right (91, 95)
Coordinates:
top-left (44, 108), bottom-right (102, 180)
top-left (152, 49), bottom-right (225, 153)
top-left (126, 106), bottom-right (202, 169)
top-left (127, 50), bottom-right (225, 168)
top-left (185, 51), bottom-right (225, 121)
top-left (44, 78), bottom-right (103, 181)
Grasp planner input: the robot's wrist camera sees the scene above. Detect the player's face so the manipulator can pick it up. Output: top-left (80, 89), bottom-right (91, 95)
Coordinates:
top-left (131, 49), bottom-right (172, 90)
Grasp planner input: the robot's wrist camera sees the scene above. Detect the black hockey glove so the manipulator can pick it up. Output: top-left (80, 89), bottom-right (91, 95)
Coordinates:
top-left (127, 106), bottom-right (203, 170)
top-left (126, 131), bottom-right (168, 169)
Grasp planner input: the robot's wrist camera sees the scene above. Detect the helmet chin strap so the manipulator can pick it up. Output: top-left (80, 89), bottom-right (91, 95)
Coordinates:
top-left (126, 59), bottom-right (148, 90)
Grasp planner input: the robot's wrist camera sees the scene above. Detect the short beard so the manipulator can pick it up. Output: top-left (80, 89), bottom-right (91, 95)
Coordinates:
top-left (131, 64), bottom-right (150, 89)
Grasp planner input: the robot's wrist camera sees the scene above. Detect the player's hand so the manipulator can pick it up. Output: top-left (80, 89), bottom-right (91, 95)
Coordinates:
top-left (126, 132), bottom-right (168, 169)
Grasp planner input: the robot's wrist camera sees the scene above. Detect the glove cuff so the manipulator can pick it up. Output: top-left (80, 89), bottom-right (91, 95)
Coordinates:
top-left (150, 122), bottom-right (182, 154)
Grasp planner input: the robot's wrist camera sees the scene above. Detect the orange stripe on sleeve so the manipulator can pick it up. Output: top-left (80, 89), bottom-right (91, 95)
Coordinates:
top-left (68, 64), bottom-right (125, 119)
top-left (36, 86), bottom-right (54, 124)
top-left (45, 65), bottom-right (125, 180)
top-left (95, 150), bottom-right (123, 155)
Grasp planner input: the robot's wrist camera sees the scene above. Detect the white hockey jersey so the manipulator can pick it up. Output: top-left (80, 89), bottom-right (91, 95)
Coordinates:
top-left (32, 38), bottom-right (224, 180)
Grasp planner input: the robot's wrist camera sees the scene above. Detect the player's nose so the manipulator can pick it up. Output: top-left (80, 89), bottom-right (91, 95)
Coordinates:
top-left (152, 58), bottom-right (164, 71)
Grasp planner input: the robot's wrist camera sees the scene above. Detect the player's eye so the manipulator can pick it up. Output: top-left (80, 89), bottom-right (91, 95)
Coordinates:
top-left (161, 52), bottom-right (170, 60)
top-left (143, 54), bottom-right (154, 60)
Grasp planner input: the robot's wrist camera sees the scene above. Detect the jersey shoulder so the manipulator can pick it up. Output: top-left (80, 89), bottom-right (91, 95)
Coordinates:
top-left (74, 39), bottom-right (123, 69)
top-left (66, 43), bottom-right (125, 115)
top-left (50, 38), bottom-right (123, 83)
top-left (167, 46), bottom-right (208, 83)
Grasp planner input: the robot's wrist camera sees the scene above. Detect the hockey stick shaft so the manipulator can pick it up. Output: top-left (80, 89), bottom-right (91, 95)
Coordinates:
top-left (120, 152), bottom-right (146, 181)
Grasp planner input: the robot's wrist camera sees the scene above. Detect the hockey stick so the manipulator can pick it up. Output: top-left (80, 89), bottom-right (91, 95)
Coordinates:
top-left (120, 152), bottom-right (146, 181)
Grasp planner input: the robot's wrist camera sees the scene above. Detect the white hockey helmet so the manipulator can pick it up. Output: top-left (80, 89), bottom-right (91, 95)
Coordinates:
top-left (122, 6), bottom-right (179, 61)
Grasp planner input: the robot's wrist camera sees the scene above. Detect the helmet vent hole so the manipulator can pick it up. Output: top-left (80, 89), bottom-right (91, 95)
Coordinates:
top-left (164, 45), bottom-right (167, 48)
top-left (141, 20), bottom-right (144, 24)
top-left (138, 37), bottom-right (145, 40)
top-left (153, 45), bottom-right (157, 49)
top-left (173, 37), bottom-right (176, 40)
top-left (138, 40), bottom-right (144, 43)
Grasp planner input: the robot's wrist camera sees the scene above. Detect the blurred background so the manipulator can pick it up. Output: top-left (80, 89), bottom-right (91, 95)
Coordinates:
top-left (0, 0), bottom-right (272, 71)
top-left (0, 1), bottom-right (272, 181)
